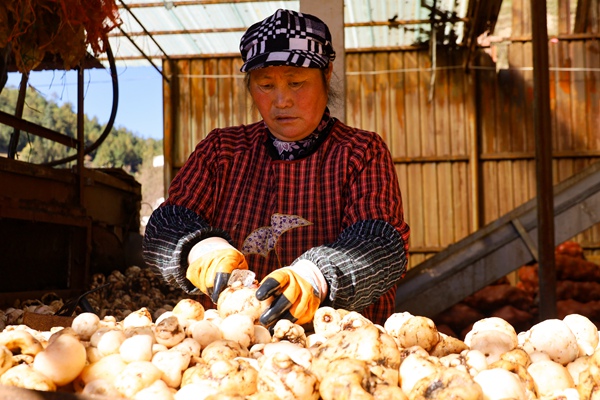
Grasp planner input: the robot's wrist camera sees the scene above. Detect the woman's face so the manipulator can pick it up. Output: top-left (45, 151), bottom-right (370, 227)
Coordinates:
top-left (248, 65), bottom-right (332, 141)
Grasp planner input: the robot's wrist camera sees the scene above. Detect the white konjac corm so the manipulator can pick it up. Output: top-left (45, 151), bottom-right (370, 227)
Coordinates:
top-left (119, 333), bottom-right (154, 363)
top-left (188, 319), bottom-right (222, 349)
top-left (399, 352), bottom-right (442, 394)
top-left (78, 353), bottom-right (127, 390)
top-left (0, 363), bottom-right (57, 392)
top-left (518, 319), bottom-right (579, 365)
top-left (113, 360), bottom-right (163, 398)
top-left (219, 314), bottom-right (255, 349)
top-left (151, 348), bottom-right (191, 388)
top-left (464, 317), bottom-right (519, 364)
top-left (32, 330), bottom-right (87, 387)
top-left (181, 357), bottom-right (258, 396)
top-left (312, 306), bottom-right (342, 339)
top-left (562, 314), bottom-right (599, 357)
top-left (5, 284), bottom-right (600, 400)
top-left (527, 359), bottom-right (575, 397)
top-left (71, 313), bottom-right (101, 341)
top-left (96, 329), bottom-right (127, 357)
top-left (258, 352), bottom-right (319, 400)
top-left (473, 367), bottom-right (528, 400)
top-left (217, 282), bottom-right (271, 323)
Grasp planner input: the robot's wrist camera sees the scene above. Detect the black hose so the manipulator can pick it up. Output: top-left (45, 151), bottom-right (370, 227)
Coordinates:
top-left (43, 43), bottom-right (119, 167)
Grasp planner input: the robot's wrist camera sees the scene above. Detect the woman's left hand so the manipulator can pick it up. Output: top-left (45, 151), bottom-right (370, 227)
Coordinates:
top-left (256, 265), bottom-right (322, 327)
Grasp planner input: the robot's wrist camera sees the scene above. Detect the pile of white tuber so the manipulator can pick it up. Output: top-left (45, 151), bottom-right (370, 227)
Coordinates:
top-left (0, 266), bottom-right (189, 331)
top-left (1, 281), bottom-right (600, 399)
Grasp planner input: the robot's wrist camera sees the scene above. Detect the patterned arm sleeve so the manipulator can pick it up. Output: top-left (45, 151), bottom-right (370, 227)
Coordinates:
top-left (297, 219), bottom-right (407, 311)
top-left (142, 204), bottom-right (231, 293)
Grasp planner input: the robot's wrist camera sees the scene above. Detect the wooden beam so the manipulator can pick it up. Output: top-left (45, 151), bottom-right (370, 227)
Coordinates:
top-left (0, 111), bottom-right (79, 149)
top-left (300, 0), bottom-right (346, 122)
top-left (574, 0), bottom-right (592, 33)
top-left (531, 0), bottom-right (557, 320)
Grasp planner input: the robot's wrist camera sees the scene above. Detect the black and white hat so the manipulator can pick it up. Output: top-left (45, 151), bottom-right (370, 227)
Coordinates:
top-left (239, 9), bottom-right (336, 73)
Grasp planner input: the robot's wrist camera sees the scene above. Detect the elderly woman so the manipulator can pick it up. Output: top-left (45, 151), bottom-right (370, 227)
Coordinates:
top-left (143, 9), bottom-right (410, 327)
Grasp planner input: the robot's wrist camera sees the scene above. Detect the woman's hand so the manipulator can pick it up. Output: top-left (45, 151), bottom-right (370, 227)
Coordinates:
top-left (186, 237), bottom-right (248, 303)
top-left (256, 261), bottom-right (327, 327)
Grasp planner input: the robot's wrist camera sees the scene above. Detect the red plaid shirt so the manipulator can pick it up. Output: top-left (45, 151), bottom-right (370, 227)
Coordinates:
top-left (145, 119), bottom-right (410, 325)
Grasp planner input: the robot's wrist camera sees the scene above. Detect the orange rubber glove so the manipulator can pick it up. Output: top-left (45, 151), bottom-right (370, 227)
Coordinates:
top-left (186, 237), bottom-right (248, 303)
top-left (256, 260), bottom-right (327, 327)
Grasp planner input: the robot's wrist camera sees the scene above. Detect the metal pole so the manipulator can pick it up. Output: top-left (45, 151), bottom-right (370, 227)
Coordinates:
top-left (531, 0), bottom-right (556, 320)
top-left (77, 65), bottom-right (85, 207)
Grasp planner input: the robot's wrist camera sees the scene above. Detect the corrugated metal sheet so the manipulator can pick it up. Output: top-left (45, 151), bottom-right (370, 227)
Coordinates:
top-left (108, 0), bottom-right (470, 64)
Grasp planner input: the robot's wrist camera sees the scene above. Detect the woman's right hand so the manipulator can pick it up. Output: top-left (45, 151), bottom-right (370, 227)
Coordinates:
top-left (186, 237), bottom-right (248, 303)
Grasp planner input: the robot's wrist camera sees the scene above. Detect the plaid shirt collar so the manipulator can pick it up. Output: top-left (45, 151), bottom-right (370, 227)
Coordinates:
top-left (267, 108), bottom-right (336, 160)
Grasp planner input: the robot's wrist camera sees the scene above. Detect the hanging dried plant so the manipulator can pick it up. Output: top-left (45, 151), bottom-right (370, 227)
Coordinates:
top-left (0, 0), bottom-right (121, 73)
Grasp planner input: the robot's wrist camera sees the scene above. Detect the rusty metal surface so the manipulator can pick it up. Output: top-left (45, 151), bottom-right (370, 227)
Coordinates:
top-left (22, 313), bottom-right (75, 332)
top-left (0, 158), bottom-right (140, 227)
top-left (0, 156), bottom-right (142, 308)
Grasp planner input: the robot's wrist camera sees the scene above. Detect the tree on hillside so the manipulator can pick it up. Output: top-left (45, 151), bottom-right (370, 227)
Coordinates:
top-left (0, 86), bottom-right (161, 172)
top-left (92, 127), bottom-right (143, 172)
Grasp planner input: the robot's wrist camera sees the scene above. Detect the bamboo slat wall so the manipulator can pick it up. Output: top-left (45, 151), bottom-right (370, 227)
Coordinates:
top-left (162, 5), bottom-right (600, 271)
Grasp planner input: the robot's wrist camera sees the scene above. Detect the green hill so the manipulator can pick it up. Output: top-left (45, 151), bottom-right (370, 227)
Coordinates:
top-left (0, 86), bottom-right (162, 172)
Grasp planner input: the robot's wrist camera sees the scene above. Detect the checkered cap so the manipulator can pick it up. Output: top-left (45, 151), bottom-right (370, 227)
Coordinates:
top-left (239, 9), bottom-right (336, 72)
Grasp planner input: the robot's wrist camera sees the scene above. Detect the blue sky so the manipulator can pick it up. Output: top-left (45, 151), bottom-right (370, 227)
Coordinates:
top-left (5, 65), bottom-right (164, 140)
